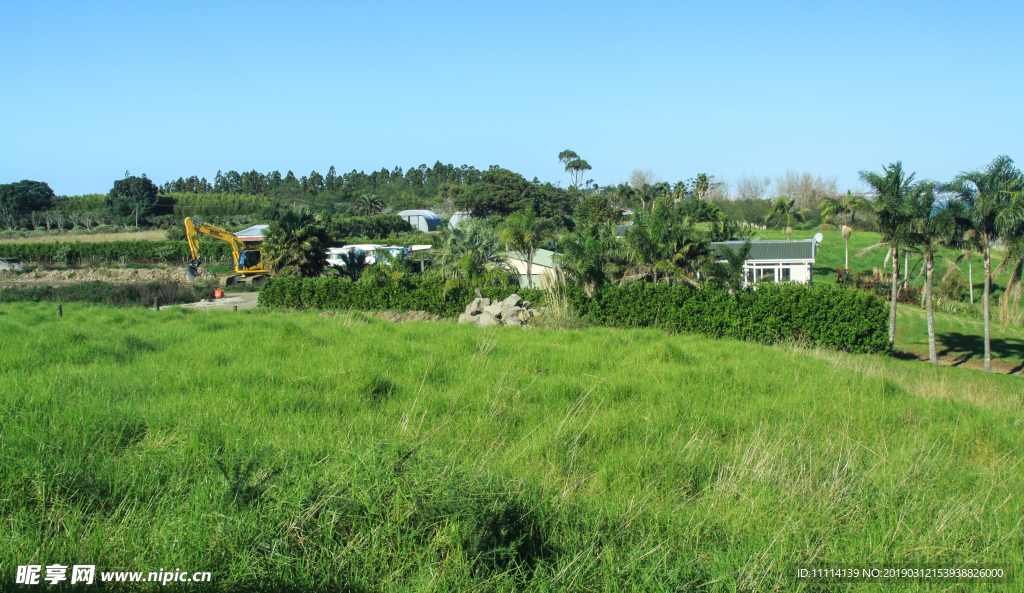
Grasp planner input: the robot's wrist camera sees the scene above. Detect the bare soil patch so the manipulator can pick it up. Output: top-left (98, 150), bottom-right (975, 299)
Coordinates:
top-left (0, 266), bottom-right (215, 284)
top-left (0, 230), bottom-right (167, 244)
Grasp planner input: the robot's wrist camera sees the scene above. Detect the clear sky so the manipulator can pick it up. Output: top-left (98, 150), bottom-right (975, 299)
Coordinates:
top-left (2, 0), bottom-right (1021, 196)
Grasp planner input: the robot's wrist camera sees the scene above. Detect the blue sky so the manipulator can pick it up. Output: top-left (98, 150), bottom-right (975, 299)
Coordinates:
top-left (2, 0), bottom-right (1021, 196)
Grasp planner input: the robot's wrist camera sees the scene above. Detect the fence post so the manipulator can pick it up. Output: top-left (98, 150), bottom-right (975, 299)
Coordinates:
top-left (233, 305), bottom-right (238, 312)
top-left (56, 304), bottom-right (62, 318)
top-left (154, 297), bottom-right (159, 311)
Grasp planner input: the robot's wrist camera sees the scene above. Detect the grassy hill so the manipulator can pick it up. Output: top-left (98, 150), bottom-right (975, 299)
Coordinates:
top-left (1, 303), bottom-right (1021, 591)
top-left (755, 228), bottom-right (1015, 301)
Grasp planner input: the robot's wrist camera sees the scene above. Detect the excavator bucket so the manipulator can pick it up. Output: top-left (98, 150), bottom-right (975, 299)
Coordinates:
top-left (185, 268), bottom-right (197, 284)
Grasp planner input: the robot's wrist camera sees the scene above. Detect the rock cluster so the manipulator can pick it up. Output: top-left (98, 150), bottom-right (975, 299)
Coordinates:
top-left (458, 294), bottom-right (544, 327)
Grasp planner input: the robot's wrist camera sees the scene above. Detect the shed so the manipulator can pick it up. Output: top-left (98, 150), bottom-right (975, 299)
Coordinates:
top-left (507, 249), bottom-right (557, 288)
top-left (235, 225), bottom-right (270, 242)
top-left (710, 240), bottom-right (817, 286)
top-left (398, 210), bottom-right (442, 232)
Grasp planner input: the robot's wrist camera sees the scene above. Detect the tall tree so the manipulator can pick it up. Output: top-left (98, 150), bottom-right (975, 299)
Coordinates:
top-left (0, 180), bottom-right (54, 230)
top-left (558, 150), bottom-right (592, 190)
top-left (856, 162), bottom-right (923, 354)
top-left (497, 209), bottom-right (555, 289)
top-left (907, 187), bottom-right (957, 364)
top-left (943, 155), bottom-right (1023, 372)
top-left (765, 197), bottom-right (810, 240)
top-left (621, 198), bottom-right (707, 285)
top-left (819, 190), bottom-right (869, 268)
top-left (555, 222), bottom-right (625, 297)
top-left (107, 173), bottom-right (158, 228)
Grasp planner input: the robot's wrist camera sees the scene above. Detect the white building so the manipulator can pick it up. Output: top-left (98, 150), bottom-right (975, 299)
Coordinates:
top-left (397, 210), bottom-right (442, 232)
top-left (507, 249), bottom-right (557, 289)
top-left (710, 239), bottom-right (818, 286)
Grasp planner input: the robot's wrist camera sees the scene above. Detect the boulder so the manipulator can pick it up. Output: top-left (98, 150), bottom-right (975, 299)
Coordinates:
top-left (458, 313), bottom-right (476, 324)
top-left (483, 304), bottom-right (504, 319)
top-left (504, 316), bottom-right (523, 327)
top-left (466, 298), bottom-right (485, 315)
top-left (476, 311), bottom-right (499, 327)
top-left (522, 300), bottom-right (531, 309)
top-left (502, 294), bottom-right (522, 308)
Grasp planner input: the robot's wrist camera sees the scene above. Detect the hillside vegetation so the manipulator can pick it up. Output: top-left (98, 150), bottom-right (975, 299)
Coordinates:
top-left (1, 304), bottom-right (1021, 591)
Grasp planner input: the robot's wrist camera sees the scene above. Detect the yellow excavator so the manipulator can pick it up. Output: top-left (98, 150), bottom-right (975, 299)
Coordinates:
top-left (184, 217), bottom-right (267, 283)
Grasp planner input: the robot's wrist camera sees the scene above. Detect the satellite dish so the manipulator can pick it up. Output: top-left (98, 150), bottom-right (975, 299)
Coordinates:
top-left (813, 232), bottom-right (824, 243)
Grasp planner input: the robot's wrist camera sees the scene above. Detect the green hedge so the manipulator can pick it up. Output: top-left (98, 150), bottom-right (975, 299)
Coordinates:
top-left (258, 275), bottom-right (543, 318)
top-left (258, 277), bottom-right (889, 353)
top-left (0, 240), bottom-right (234, 264)
top-left (570, 282), bottom-right (889, 353)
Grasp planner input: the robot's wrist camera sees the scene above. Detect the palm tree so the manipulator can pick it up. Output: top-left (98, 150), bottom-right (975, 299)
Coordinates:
top-left (497, 210), bottom-right (555, 289)
top-left (856, 162), bottom-right (922, 353)
top-left (765, 197), bottom-right (810, 240)
top-left (353, 194), bottom-right (384, 216)
top-left (262, 211), bottom-right (330, 277)
top-left (621, 198), bottom-right (708, 285)
top-left (907, 187), bottom-right (957, 363)
top-left (944, 155), bottom-right (1023, 372)
top-left (430, 220), bottom-right (517, 287)
top-left (817, 190), bottom-right (869, 227)
top-left (556, 222), bottom-right (626, 297)
top-left (818, 190), bottom-right (869, 268)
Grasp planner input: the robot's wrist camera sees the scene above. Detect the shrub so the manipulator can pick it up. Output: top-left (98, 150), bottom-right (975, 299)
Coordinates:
top-left (835, 269), bottom-right (922, 306)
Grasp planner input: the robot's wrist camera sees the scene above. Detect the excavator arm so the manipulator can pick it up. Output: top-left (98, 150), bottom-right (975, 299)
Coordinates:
top-left (183, 217), bottom-right (265, 283)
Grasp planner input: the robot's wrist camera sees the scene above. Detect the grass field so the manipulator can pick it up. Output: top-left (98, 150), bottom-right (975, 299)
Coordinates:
top-left (895, 305), bottom-right (1024, 373)
top-left (755, 228), bottom-right (1014, 301)
top-left (2, 303), bottom-right (1022, 591)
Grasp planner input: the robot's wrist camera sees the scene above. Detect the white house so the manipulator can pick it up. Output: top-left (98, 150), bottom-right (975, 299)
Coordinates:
top-left (710, 239), bottom-right (818, 286)
top-left (507, 249), bottom-right (557, 288)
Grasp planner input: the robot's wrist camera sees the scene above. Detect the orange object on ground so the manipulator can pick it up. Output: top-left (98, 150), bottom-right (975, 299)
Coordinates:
top-left (214, 289), bottom-right (225, 299)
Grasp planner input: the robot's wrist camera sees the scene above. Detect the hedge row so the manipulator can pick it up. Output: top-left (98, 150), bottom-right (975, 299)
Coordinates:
top-left (259, 276), bottom-right (890, 353)
top-left (258, 275), bottom-right (544, 318)
top-left (571, 282), bottom-right (890, 354)
top-left (0, 241), bottom-right (234, 264)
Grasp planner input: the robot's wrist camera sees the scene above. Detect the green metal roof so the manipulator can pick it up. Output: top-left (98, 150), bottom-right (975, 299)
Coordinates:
top-left (710, 240), bottom-right (815, 261)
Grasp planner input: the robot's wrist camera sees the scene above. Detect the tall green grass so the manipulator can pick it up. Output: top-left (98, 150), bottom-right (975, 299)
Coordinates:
top-left (1, 303), bottom-right (1021, 591)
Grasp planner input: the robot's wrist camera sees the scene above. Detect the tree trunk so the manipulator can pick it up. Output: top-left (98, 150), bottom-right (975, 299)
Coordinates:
top-left (968, 254), bottom-right (974, 304)
top-left (844, 237), bottom-right (849, 269)
top-left (983, 242), bottom-right (991, 372)
top-left (889, 246), bottom-right (899, 353)
top-left (926, 253), bottom-right (936, 364)
top-left (525, 253), bottom-right (533, 289)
